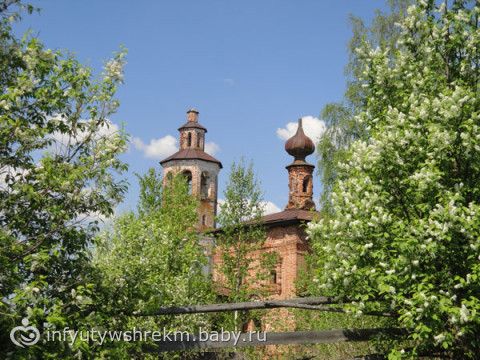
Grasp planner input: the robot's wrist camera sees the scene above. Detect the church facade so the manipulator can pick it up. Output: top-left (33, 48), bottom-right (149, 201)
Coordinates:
top-left (160, 109), bottom-right (318, 300)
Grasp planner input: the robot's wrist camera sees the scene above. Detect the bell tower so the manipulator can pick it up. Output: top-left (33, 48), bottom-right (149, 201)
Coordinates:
top-left (179, 109), bottom-right (206, 151)
top-left (160, 109), bottom-right (222, 230)
top-left (284, 118), bottom-right (315, 210)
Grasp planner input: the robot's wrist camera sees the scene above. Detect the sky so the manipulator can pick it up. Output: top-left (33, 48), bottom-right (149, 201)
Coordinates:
top-left (14, 0), bottom-right (388, 215)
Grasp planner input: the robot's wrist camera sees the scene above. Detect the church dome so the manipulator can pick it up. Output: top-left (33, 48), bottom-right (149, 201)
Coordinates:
top-left (285, 118), bottom-right (315, 161)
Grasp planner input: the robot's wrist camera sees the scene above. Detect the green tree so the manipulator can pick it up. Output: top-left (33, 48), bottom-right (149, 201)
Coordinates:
top-left (0, 2), bottom-right (128, 357)
top-left (215, 160), bottom-right (277, 331)
top-left (318, 0), bottom-right (412, 210)
top-left (309, 1), bottom-right (480, 358)
top-left (93, 169), bottom-right (213, 358)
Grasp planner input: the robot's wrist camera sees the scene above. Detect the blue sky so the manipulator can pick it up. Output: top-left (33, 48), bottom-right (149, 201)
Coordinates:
top-left (15, 0), bottom-right (387, 215)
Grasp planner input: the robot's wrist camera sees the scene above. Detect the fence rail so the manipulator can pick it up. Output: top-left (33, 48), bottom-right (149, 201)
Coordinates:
top-left (133, 296), bottom-right (393, 318)
top-left (134, 296), bottom-right (402, 353)
top-left (142, 328), bottom-right (406, 353)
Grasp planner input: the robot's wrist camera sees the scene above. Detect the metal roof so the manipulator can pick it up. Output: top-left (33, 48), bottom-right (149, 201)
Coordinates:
top-left (178, 121), bottom-right (207, 132)
top-left (160, 148), bottom-right (222, 168)
top-left (259, 209), bottom-right (319, 227)
top-left (208, 209), bottom-right (319, 234)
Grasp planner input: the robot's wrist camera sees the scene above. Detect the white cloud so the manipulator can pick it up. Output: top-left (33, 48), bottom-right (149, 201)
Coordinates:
top-left (276, 115), bottom-right (326, 143)
top-left (132, 135), bottom-right (178, 159)
top-left (261, 201), bottom-right (281, 215)
top-left (223, 78), bottom-right (235, 86)
top-left (133, 135), bottom-right (220, 159)
top-left (49, 117), bottom-right (123, 156)
top-left (51, 117), bottom-right (120, 146)
top-left (205, 142), bottom-right (220, 156)
top-left (216, 199), bottom-right (281, 217)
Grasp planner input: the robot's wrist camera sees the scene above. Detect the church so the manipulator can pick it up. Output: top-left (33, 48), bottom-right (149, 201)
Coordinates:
top-left (160, 109), bottom-right (319, 300)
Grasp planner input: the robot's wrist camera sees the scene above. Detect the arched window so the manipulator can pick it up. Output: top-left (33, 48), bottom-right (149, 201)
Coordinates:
top-left (302, 176), bottom-right (311, 193)
top-left (202, 214), bottom-right (206, 226)
top-left (200, 172), bottom-right (209, 199)
top-left (270, 270), bottom-right (277, 284)
top-left (197, 134), bottom-right (201, 148)
top-left (187, 132), bottom-right (192, 147)
top-left (182, 170), bottom-right (192, 194)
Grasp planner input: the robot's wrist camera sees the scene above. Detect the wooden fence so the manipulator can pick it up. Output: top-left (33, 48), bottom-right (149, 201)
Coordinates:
top-left (135, 297), bottom-right (404, 354)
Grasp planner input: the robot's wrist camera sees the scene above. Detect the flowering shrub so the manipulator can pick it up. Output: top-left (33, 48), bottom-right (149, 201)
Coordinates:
top-left (0, 4), bottom-right (129, 357)
top-left (308, 1), bottom-right (480, 358)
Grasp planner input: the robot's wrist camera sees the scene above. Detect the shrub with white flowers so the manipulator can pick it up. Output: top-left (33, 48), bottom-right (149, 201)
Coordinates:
top-left (308, 1), bottom-right (480, 358)
top-left (0, 2), bottom-right (129, 357)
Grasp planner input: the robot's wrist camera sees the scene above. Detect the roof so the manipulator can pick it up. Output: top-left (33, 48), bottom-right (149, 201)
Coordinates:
top-left (209, 209), bottom-right (319, 235)
top-left (285, 118), bottom-right (315, 161)
top-left (178, 121), bottom-right (207, 132)
top-left (259, 209), bottom-right (319, 227)
top-left (160, 148), bottom-right (223, 168)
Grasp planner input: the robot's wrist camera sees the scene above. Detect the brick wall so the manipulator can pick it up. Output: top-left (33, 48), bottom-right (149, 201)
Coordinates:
top-left (212, 223), bottom-right (310, 300)
top-left (163, 160), bottom-right (220, 230)
top-left (286, 164), bottom-right (315, 210)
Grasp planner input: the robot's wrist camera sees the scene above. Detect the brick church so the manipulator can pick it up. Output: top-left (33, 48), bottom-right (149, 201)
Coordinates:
top-left (160, 109), bottom-right (318, 300)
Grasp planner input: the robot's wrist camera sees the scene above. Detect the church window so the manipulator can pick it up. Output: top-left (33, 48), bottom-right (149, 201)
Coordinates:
top-left (187, 132), bottom-right (192, 147)
top-left (182, 170), bottom-right (192, 194)
top-left (270, 270), bottom-right (277, 284)
top-left (201, 172), bottom-right (209, 199)
top-left (302, 176), bottom-right (311, 193)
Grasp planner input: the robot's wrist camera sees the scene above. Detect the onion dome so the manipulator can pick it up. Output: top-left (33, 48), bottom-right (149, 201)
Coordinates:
top-left (285, 118), bottom-right (315, 162)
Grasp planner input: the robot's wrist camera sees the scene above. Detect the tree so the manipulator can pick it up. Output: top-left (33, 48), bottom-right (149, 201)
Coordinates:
top-left (214, 160), bottom-right (276, 331)
top-left (308, 1), bottom-right (480, 357)
top-left (93, 169), bottom-right (213, 358)
top-left (317, 0), bottom-right (412, 210)
top-left (0, 2), bottom-right (128, 357)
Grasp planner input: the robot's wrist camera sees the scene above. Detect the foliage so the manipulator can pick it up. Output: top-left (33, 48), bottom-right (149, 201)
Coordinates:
top-left (93, 169), bottom-right (214, 358)
top-left (309, 0), bottom-right (480, 358)
top-left (215, 160), bottom-right (276, 330)
top-left (292, 310), bottom-right (389, 360)
top-left (0, 2), bottom-right (128, 357)
top-left (317, 0), bottom-right (412, 210)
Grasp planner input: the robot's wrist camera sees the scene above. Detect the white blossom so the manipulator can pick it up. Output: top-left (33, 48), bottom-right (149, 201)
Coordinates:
top-left (104, 58), bottom-right (125, 82)
top-left (460, 304), bottom-right (470, 323)
top-left (434, 333), bottom-right (446, 344)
